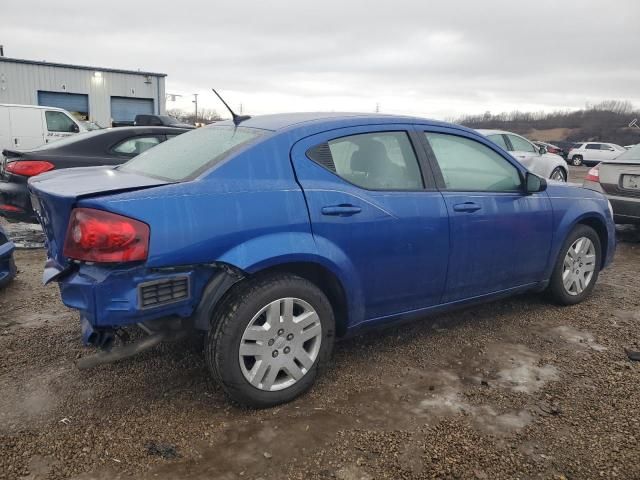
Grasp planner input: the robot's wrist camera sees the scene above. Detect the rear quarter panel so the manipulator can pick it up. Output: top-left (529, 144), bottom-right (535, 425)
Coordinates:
top-left (77, 134), bottom-right (321, 271)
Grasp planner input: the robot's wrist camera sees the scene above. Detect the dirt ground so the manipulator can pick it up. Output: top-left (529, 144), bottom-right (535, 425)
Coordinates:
top-left (1, 167), bottom-right (639, 480)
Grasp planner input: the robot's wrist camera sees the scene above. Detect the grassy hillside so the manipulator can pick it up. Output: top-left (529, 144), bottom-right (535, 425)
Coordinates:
top-left (459, 100), bottom-right (640, 146)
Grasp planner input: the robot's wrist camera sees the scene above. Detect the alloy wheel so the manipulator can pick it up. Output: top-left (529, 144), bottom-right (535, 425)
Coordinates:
top-left (551, 168), bottom-right (567, 182)
top-left (238, 297), bottom-right (322, 391)
top-left (562, 237), bottom-right (596, 296)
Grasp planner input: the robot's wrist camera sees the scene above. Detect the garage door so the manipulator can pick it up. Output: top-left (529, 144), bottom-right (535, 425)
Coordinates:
top-left (38, 91), bottom-right (89, 119)
top-left (110, 97), bottom-right (154, 124)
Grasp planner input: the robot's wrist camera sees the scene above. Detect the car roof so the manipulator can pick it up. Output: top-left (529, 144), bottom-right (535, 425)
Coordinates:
top-left (212, 112), bottom-right (457, 133)
top-left (0, 103), bottom-right (70, 112)
top-left (475, 129), bottom-right (521, 136)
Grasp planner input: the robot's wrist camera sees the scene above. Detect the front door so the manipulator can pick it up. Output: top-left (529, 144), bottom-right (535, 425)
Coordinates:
top-left (505, 133), bottom-right (545, 177)
top-left (290, 125), bottom-right (450, 323)
top-left (420, 128), bottom-right (553, 303)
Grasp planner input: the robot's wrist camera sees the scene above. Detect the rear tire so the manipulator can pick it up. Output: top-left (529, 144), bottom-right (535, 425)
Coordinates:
top-left (547, 225), bottom-right (601, 305)
top-left (571, 155), bottom-right (583, 166)
top-left (206, 274), bottom-right (335, 408)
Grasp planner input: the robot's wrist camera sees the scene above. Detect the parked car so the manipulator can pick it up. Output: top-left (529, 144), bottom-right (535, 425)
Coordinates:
top-left (134, 114), bottom-right (195, 129)
top-left (583, 143), bottom-right (640, 224)
top-left (1, 126), bottom-right (189, 223)
top-left (567, 142), bottom-right (626, 166)
top-left (533, 141), bottom-right (564, 157)
top-left (548, 141), bottom-right (582, 159)
top-left (478, 129), bottom-right (568, 181)
top-left (0, 104), bottom-right (89, 152)
top-left (29, 113), bottom-right (616, 408)
top-left (0, 223), bottom-right (16, 288)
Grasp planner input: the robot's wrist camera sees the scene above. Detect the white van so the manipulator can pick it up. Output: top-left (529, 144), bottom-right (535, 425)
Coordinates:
top-left (0, 104), bottom-right (87, 152)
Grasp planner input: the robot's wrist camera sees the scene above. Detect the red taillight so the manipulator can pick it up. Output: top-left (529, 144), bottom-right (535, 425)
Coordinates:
top-left (585, 165), bottom-right (600, 182)
top-left (0, 204), bottom-right (22, 212)
top-left (5, 160), bottom-right (55, 177)
top-left (63, 208), bottom-right (149, 263)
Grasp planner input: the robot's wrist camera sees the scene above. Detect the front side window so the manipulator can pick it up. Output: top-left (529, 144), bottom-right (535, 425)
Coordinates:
top-left (119, 126), bottom-right (264, 181)
top-left (425, 132), bottom-right (522, 192)
top-left (45, 111), bottom-right (77, 133)
top-left (507, 134), bottom-right (537, 153)
top-left (307, 131), bottom-right (423, 190)
top-left (112, 136), bottom-right (161, 156)
top-left (586, 144), bottom-right (600, 150)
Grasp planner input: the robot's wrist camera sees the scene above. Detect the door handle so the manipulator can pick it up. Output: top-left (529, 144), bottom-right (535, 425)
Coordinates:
top-left (452, 202), bottom-right (481, 213)
top-left (321, 204), bottom-right (362, 216)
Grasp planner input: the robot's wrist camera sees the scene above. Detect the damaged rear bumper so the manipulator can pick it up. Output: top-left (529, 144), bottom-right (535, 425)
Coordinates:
top-left (52, 260), bottom-right (243, 347)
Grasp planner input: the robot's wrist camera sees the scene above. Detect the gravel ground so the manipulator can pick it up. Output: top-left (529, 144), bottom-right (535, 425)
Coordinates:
top-left (1, 166), bottom-right (640, 480)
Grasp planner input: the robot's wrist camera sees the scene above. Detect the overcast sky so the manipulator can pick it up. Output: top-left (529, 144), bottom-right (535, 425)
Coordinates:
top-left (3, 0), bottom-right (639, 120)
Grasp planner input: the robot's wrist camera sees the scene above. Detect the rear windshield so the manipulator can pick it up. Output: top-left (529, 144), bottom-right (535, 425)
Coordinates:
top-left (118, 126), bottom-right (264, 181)
top-left (613, 144), bottom-right (640, 163)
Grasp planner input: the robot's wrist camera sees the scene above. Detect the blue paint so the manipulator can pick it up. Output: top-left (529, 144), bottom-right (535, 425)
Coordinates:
top-left (0, 224), bottom-right (16, 287)
top-left (28, 113), bottom-right (616, 345)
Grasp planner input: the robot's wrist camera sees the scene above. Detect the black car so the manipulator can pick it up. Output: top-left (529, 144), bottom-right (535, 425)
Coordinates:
top-left (0, 126), bottom-right (189, 223)
top-left (134, 114), bottom-right (195, 129)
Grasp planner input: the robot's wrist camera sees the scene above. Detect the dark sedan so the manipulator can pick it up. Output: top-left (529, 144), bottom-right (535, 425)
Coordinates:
top-left (0, 126), bottom-right (188, 223)
top-left (583, 144), bottom-right (640, 224)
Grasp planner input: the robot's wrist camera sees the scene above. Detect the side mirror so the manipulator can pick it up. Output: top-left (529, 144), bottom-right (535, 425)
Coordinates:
top-left (71, 123), bottom-right (80, 133)
top-left (538, 145), bottom-right (547, 155)
top-left (525, 172), bottom-right (547, 193)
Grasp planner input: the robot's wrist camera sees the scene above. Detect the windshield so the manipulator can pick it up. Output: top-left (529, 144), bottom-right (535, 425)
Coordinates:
top-left (119, 125), bottom-right (265, 181)
top-left (81, 121), bottom-right (104, 131)
top-left (612, 143), bottom-right (640, 163)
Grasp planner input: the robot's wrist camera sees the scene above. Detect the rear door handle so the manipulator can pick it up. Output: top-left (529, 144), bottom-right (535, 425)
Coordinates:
top-left (452, 202), bottom-right (481, 213)
top-left (321, 204), bottom-right (362, 216)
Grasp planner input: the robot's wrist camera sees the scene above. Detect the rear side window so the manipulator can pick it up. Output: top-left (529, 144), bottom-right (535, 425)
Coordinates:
top-left (487, 134), bottom-right (509, 150)
top-left (307, 131), bottom-right (423, 190)
top-left (119, 126), bottom-right (264, 181)
top-left (586, 144), bottom-right (600, 150)
top-left (112, 136), bottom-right (161, 156)
top-left (425, 132), bottom-right (522, 192)
top-left (45, 111), bottom-right (76, 133)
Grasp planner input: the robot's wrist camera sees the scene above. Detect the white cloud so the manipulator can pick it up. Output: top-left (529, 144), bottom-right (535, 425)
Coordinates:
top-left (2, 0), bottom-right (639, 120)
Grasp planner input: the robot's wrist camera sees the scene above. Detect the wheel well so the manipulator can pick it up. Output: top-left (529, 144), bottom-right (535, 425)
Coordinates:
top-left (251, 262), bottom-right (350, 337)
top-left (578, 217), bottom-right (608, 268)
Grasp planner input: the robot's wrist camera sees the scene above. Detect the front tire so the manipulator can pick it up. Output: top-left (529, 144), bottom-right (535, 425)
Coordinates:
top-left (550, 167), bottom-right (567, 182)
top-left (547, 225), bottom-right (601, 305)
top-left (571, 155), bottom-right (583, 166)
top-left (206, 274), bottom-right (335, 408)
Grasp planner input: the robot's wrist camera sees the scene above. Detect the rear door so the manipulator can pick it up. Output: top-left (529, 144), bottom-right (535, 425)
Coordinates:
top-left (8, 107), bottom-right (46, 149)
top-left (420, 128), bottom-right (553, 302)
top-left (290, 125), bottom-right (450, 321)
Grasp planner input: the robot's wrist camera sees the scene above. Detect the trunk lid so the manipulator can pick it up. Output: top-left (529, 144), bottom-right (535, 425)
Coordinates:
top-left (598, 162), bottom-right (640, 198)
top-left (28, 166), bottom-right (168, 275)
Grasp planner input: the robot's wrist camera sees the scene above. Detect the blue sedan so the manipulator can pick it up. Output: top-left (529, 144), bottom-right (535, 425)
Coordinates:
top-left (28, 113), bottom-right (615, 407)
top-left (0, 223), bottom-right (16, 287)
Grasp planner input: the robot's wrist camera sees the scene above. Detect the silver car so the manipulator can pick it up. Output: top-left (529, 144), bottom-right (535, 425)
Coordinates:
top-left (478, 129), bottom-right (568, 182)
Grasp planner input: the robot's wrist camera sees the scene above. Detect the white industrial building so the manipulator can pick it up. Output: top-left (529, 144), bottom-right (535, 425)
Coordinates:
top-left (0, 56), bottom-right (166, 127)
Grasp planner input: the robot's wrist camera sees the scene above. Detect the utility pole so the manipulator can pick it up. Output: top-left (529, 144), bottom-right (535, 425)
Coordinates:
top-left (239, 103), bottom-right (243, 114)
top-left (375, 102), bottom-right (380, 113)
top-left (193, 93), bottom-right (199, 124)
